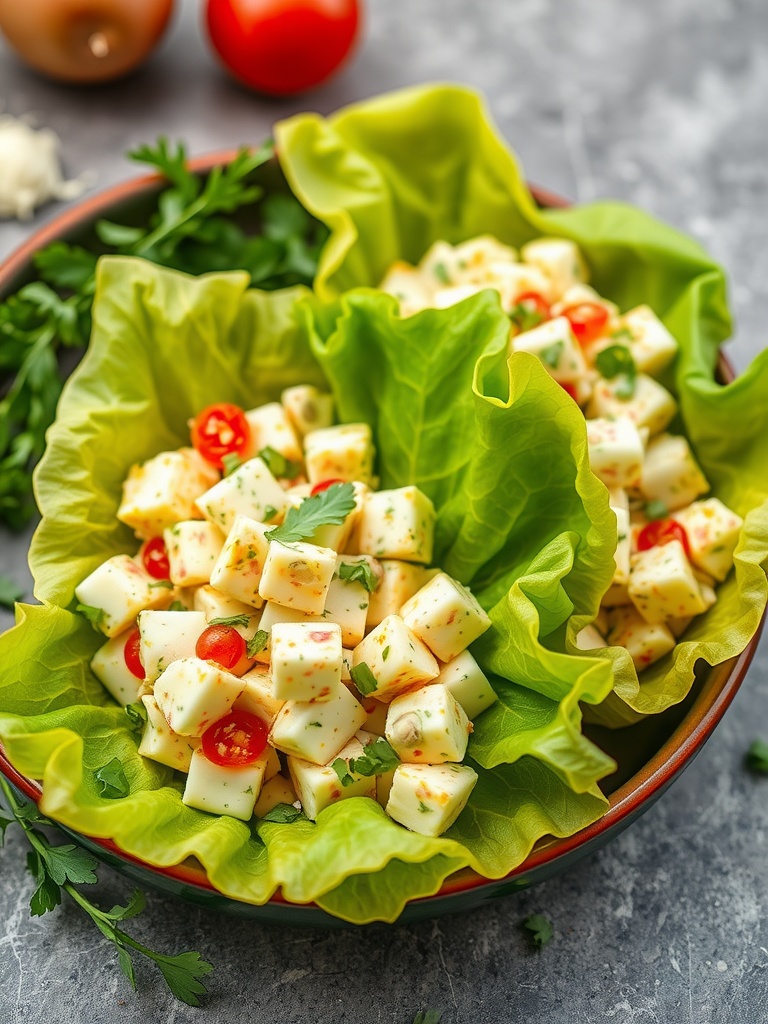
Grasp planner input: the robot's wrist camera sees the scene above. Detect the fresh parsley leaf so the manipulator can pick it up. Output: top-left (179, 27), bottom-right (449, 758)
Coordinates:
top-left (221, 452), bottom-right (242, 476)
top-left (34, 242), bottom-right (98, 291)
top-left (595, 345), bottom-right (637, 398)
top-left (433, 261), bottom-right (451, 285)
top-left (75, 603), bottom-right (105, 630)
top-left (0, 813), bottom-right (14, 846)
top-left (263, 504), bottom-right (278, 522)
top-left (347, 737), bottom-right (399, 778)
top-left (539, 340), bottom-right (564, 368)
top-left (259, 446), bottom-right (301, 480)
top-left (0, 574), bottom-right (23, 608)
top-left (209, 613), bottom-right (251, 628)
top-left (338, 560), bottom-right (379, 592)
top-left (150, 950), bottom-right (215, 1007)
top-left (94, 758), bottom-right (130, 800)
top-left (27, 849), bottom-right (63, 916)
top-left (350, 662), bottom-right (378, 696)
top-left (331, 759), bottom-right (355, 787)
top-left (124, 702), bottom-right (148, 732)
top-left (523, 913), bottom-right (554, 948)
top-left (746, 739), bottom-right (768, 773)
top-left (260, 803), bottom-right (303, 824)
top-left (509, 300), bottom-right (546, 333)
top-left (644, 499), bottom-right (669, 521)
top-left (167, 600), bottom-right (187, 611)
top-left (149, 579), bottom-right (174, 590)
top-left (267, 482), bottom-right (356, 544)
top-left (246, 629), bottom-right (269, 658)
top-left (413, 1012), bottom-right (443, 1024)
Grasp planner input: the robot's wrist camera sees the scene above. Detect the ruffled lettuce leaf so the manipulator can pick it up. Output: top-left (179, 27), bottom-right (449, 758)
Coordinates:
top-left (275, 83), bottom-right (768, 724)
top-left (0, 255), bottom-right (612, 923)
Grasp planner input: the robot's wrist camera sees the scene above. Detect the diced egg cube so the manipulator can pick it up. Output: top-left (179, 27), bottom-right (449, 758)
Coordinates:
top-left (376, 770), bottom-right (396, 808)
top-left (672, 498), bottom-right (743, 581)
top-left (74, 554), bottom-right (167, 637)
top-left (303, 423), bottom-right (375, 486)
top-left (90, 631), bottom-right (143, 706)
top-left (270, 684), bottom-right (367, 765)
top-left (611, 491), bottom-right (631, 588)
top-left (360, 698), bottom-right (388, 736)
top-left (486, 261), bottom-right (557, 309)
top-left (586, 416), bottom-right (644, 489)
top-left (138, 695), bottom-right (200, 772)
top-left (209, 515), bottom-right (271, 607)
top-left (520, 237), bottom-right (588, 298)
top-left (195, 457), bottom-right (290, 533)
top-left (511, 316), bottom-right (588, 383)
top-left (154, 657), bottom-right (244, 736)
top-left (640, 433), bottom-right (709, 512)
top-left (628, 539), bottom-right (708, 624)
top-left (618, 305), bottom-right (679, 375)
top-left (323, 555), bottom-right (376, 647)
top-left (352, 615), bottom-right (439, 702)
top-left (117, 448), bottom-right (219, 540)
top-left (587, 374), bottom-right (677, 437)
top-left (233, 664), bottom-right (285, 724)
top-left (137, 609), bottom-right (208, 684)
top-left (182, 747), bottom-right (266, 820)
top-left (400, 573), bottom-right (492, 662)
top-left (451, 235), bottom-right (519, 282)
top-left (193, 584), bottom-right (261, 620)
top-left (163, 521), bottom-right (224, 587)
top-left (254, 774), bottom-right (297, 818)
top-left (386, 762), bottom-right (478, 837)
top-left (253, 601), bottom-right (325, 664)
top-left (287, 736), bottom-right (376, 821)
top-left (379, 260), bottom-right (432, 317)
top-left (435, 649), bottom-right (498, 719)
top-left (607, 606), bottom-right (676, 671)
top-left (271, 622), bottom-right (343, 702)
top-left (258, 539), bottom-right (337, 615)
top-left (356, 486), bottom-right (435, 564)
top-left (418, 240), bottom-right (464, 288)
top-left (281, 385), bottom-right (335, 438)
top-left (366, 559), bottom-right (432, 628)
top-left (385, 684), bottom-right (471, 764)
top-left (341, 648), bottom-right (353, 680)
top-left (574, 624), bottom-right (608, 650)
top-left (243, 402), bottom-right (303, 464)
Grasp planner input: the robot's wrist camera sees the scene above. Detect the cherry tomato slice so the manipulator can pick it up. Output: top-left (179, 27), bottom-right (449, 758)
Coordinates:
top-left (202, 710), bottom-right (268, 767)
top-left (196, 624), bottom-right (247, 669)
top-left (510, 291), bottom-right (550, 331)
top-left (562, 302), bottom-right (609, 345)
top-left (140, 536), bottom-right (171, 580)
top-left (191, 403), bottom-right (250, 469)
top-left (310, 478), bottom-right (345, 496)
top-left (637, 519), bottom-right (692, 559)
top-left (559, 381), bottom-right (579, 402)
top-left (124, 628), bottom-right (145, 680)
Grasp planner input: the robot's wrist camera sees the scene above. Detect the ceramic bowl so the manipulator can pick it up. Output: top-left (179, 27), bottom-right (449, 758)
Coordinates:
top-left (0, 158), bottom-right (761, 927)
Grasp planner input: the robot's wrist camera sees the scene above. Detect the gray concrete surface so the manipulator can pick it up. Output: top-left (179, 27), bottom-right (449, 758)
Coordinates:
top-left (1, 1), bottom-right (768, 1021)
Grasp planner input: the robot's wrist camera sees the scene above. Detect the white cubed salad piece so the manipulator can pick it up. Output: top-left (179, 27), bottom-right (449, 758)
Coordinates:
top-left (360, 698), bottom-right (388, 737)
top-left (586, 417), bottom-right (644, 490)
top-left (366, 559), bottom-right (432, 628)
top-left (193, 585), bottom-right (261, 621)
top-left (209, 515), bottom-right (271, 607)
top-left (117, 448), bottom-right (219, 540)
top-left (485, 261), bottom-right (555, 310)
top-left (75, 555), bottom-right (167, 637)
top-left (575, 625), bottom-right (608, 650)
top-left (281, 385), bottom-right (335, 437)
top-left (432, 283), bottom-right (485, 309)
top-left (385, 684), bottom-right (471, 764)
top-left (640, 434), bottom-right (709, 512)
top-left (587, 374), bottom-right (677, 437)
top-left (352, 615), bottom-right (439, 702)
top-left (303, 423), bottom-right (375, 486)
top-left (323, 555), bottom-right (376, 647)
top-left (400, 573), bottom-right (492, 662)
top-left (254, 775), bottom-right (297, 818)
top-left (287, 736), bottom-right (376, 821)
top-left (138, 695), bottom-right (200, 772)
top-left (90, 631), bottom-right (143, 706)
top-left (270, 684), bottom-right (367, 765)
top-left (672, 498), bottom-right (743, 581)
top-left (163, 521), bottom-right (224, 587)
top-left (418, 240), bottom-right (465, 288)
top-left (520, 237), bottom-right (588, 298)
top-left (386, 762), bottom-right (478, 838)
top-left (435, 649), bottom-right (498, 720)
top-left (511, 316), bottom-right (588, 383)
top-left (378, 260), bottom-right (432, 317)
top-left (451, 235), bottom-right (518, 282)
top-left (243, 402), bottom-right (303, 464)
top-left (356, 486), bottom-right (435, 563)
top-left (154, 657), bottom-right (244, 737)
top-left (271, 622), bottom-right (343, 702)
top-left (195, 457), bottom-right (290, 533)
top-left (253, 601), bottom-right (325, 664)
top-left (611, 492), bottom-right (631, 589)
top-left (618, 305), bottom-right (679, 375)
top-left (137, 609), bottom-right (208, 684)
top-left (607, 606), bottom-right (676, 671)
top-left (628, 540), bottom-right (708, 625)
top-left (233, 664), bottom-right (285, 724)
top-left (551, 284), bottom-right (619, 322)
top-left (182, 747), bottom-right (267, 820)
top-left (258, 539), bottom-right (337, 615)
top-left (285, 481), bottom-right (367, 552)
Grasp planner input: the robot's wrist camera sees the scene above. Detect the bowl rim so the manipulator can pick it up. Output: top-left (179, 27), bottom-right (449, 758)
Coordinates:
top-left (0, 154), bottom-right (760, 914)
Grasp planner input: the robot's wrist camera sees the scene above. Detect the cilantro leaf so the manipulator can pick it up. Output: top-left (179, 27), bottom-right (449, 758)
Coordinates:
top-left (94, 758), bottom-right (130, 800)
top-left (167, 600), bottom-right (187, 611)
top-left (746, 739), bottom-right (768, 773)
top-left (246, 629), bottom-right (269, 658)
top-left (260, 803), bottom-right (304, 824)
top-left (331, 759), bottom-right (356, 788)
top-left (209, 613), bottom-right (251, 628)
top-left (596, 345), bottom-right (637, 398)
top-left (259, 446), bottom-right (301, 480)
top-left (338, 560), bottom-right (379, 592)
top-left (75, 603), bottom-right (105, 630)
top-left (350, 662), bottom-right (378, 696)
top-left (348, 737), bottom-right (400, 777)
top-left (523, 913), bottom-right (554, 948)
top-left (267, 482), bottom-right (356, 544)
top-left (0, 574), bottom-right (23, 608)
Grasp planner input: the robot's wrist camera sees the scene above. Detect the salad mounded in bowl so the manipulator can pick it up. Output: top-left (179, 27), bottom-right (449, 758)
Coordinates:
top-left (1, 83), bottom-right (768, 925)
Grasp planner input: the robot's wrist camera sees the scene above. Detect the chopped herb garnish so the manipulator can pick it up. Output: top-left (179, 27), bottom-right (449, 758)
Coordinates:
top-left (75, 603), bottom-right (105, 630)
top-left (539, 340), bottom-right (564, 369)
top-left (331, 759), bottom-right (355, 787)
top-left (308, 721), bottom-right (323, 728)
top-left (595, 345), bottom-right (637, 398)
top-left (167, 600), bottom-right (187, 612)
top-left (523, 913), bottom-right (554, 948)
top-left (124, 702), bottom-right (148, 733)
top-left (611, 327), bottom-right (634, 343)
top-left (260, 803), bottom-right (303, 824)
top-left (259, 446), bottom-right (301, 480)
top-left (209, 613), bottom-right (251, 628)
top-left (267, 482), bottom-right (355, 544)
top-left (644, 499), bottom-right (669, 521)
top-left (338, 560), bottom-right (379, 592)
top-left (149, 579), bottom-right (174, 590)
top-left (221, 453), bottom-right (242, 476)
top-left (417, 801), bottom-right (432, 813)
top-left (263, 505), bottom-right (278, 522)
top-left (413, 1012), bottom-right (443, 1024)
top-left (433, 261), bottom-right (451, 285)
top-left (94, 758), bottom-right (130, 800)
top-left (246, 630), bottom-right (269, 658)
top-left (509, 300), bottom-right (546, 333)
top-left (349, 662), bottom-right (378, 696)
top-left (382, 645), bottom-right (390, 662)
top-left (0, 574), bottom-right (23, 609)
top-left (332, 739), bottom-right (400, 787)
top-left (745, 739), bottom-right (768, 774)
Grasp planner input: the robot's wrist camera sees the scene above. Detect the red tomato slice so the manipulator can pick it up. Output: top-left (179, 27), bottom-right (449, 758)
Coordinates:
top-left (196, 624), bottom-right (247, 670)
top-left (124, 628), bottom-right (145, 680)
top-left (637, 519), bottom-right (692, 559)
top-left (310, 477), bottom-right (345, 496)
top-left (191, 403), bottom-right (250, 469)
top-left (202, 711), bottom-right (269, 767)
top-left (562, 302), bottom-right (609, 345)
top-left (559, 381), bottom-right (579, 401)
top-left (140, 536), bottom-right (171, 580)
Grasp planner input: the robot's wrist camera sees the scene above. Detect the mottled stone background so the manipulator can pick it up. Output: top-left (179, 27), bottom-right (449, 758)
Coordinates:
top-left (1, 1), bottom-right (767, 1021)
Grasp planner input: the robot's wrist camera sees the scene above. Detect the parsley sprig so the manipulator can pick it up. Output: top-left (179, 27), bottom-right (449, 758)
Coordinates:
top-left (595, 344), bottom-right (637, 398)
top-left (0, 776), bottom-right (213, 1004)
top-left (338, 560), bottom-right (379, 592)
top-left (523, 913), bottom-right (554, 948)
top-left (332, 737), bottom-right (400, 787)
top-left (267, 482), bottom-right (356, 544)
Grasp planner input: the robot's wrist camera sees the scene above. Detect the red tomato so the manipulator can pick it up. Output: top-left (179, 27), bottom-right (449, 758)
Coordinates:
top-left (310, 477), bottom-right (344, 495)
top-left (196, 624), bottom-right (247, 669)
top-left (124, 629), bottom-right (145, 679)
top-left (510, 291), bottom-right (550, 331)
top-left (559, 381), bottom-right (578, 401)
top-left (140, 536), bottom-right (171, 580)
top-left (191, 403), bottom-right (250, 469)
top-left (637, 519), bottom-right (692, 559)
top-left (202, 710), bottom-right (269, 767)
top-left (205, 0), bottom-right (361, 96)
top-left (562, 302), bottom-right (609, 345)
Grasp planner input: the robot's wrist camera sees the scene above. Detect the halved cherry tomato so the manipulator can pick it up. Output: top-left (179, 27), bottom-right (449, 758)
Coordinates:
top-left (124, 628), bottom-right (145, 679)
top-left (510, 291), bottom-right (550, 331)
top-left (196, 624), bottom-right (247, 669)
top-left (637, 519), bottom-right (692, 559)
top-left (202, 710), bottom-right (268, 767)
top-left (559, 381), bottom-right (578, 401)
top-left (562, 302), bottom-right (609, 345)
top-left (140, 536), bottom-right (171, 580)
top-left (310, 477), bottom-right (345, 496)
top-left (191, 403), bottom-right (250, 469)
